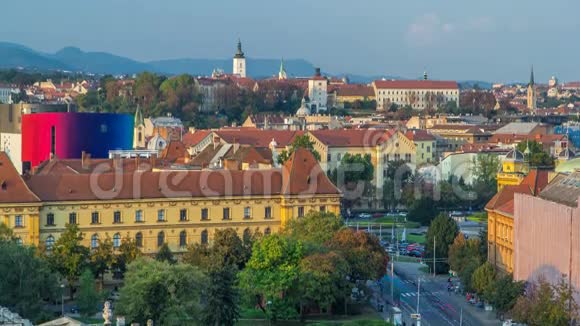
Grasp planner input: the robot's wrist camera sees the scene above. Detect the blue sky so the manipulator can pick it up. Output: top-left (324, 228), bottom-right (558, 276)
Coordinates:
top-left (1, 0), bottom-right (579, 82)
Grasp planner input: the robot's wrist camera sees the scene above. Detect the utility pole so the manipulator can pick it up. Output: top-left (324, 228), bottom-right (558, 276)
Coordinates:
top-left (379, 224), bottom-right (382, 238)
top-left (391, 260), bottom-right (395, 303)
top-left (433, 236), bottom-right (436, 277)
top-left (416, 277), bottom-right (421, 326)
top-left (460, 307), bottom-right (463, 326)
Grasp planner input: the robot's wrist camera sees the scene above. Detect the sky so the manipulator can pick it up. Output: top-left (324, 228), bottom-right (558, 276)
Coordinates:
top-left (1, 0), bottom-right (579, 82)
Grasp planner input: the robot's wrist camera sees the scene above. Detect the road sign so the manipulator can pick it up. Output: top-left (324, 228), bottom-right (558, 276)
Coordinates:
top-left (411, 313), bottom-right (421, 320)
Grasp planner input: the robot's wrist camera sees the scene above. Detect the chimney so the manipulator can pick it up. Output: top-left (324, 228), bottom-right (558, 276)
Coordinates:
top-left (81, 151), bottom-right (91, 169)
top-left (233, 137), bottom-right (239, 154)
top-left (150, 153), bottom-right (157, 168)
top-left (315, 68), bottom-right (321, 77)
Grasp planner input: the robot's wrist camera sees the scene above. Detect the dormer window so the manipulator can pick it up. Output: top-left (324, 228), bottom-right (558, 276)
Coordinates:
top-left (1, 181), bottom-right (6, 191)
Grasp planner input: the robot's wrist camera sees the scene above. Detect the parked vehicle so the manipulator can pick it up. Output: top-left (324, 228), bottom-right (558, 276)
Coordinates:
top-left (359, 213), bottom-right (372, 219)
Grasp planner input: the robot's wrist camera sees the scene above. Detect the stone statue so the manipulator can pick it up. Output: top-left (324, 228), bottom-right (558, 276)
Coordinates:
top-left (103, 301), bottom-right (113, 325)
top-left (146, 319), bottom-right (154, 326)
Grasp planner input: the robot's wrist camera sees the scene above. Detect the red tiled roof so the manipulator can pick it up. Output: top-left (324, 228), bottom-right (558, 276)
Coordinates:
top-left (336, 85), bottom-right (375, 97)
top-left (310, 129), bottom-right (392, 147)
top-left (282, 148), bottom-right (340, 196)
top-left (520, 169), bottom-right (550, 195)
top-left (182, 130), bottom-right (211, 147)
top-left (161, 141), bottom-right (189, 162)
top-left (0, 152), bottom-right (40, 203)
top-left (373, 80), bottom-right (458, 90)
top-left (214, 130), bottom-right (304, 148)
top-left (485, 184), bottom-right (533, 216)
top-left (25, 149), bottom-right (339, 202)
top-left (405, 130), bottom-right (436, 141)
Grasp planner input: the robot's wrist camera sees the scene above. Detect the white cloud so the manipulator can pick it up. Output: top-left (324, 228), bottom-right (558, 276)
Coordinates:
top-left (406, 13), bottom-right (454, 47)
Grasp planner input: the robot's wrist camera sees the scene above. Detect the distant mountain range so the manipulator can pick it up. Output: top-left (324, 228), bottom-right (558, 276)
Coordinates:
top-left (0, 42), bottom-right (492, 87)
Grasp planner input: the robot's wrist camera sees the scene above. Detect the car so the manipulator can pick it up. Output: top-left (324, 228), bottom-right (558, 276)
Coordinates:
top-left (372, 213), bottom-right (383, 218)
top-left (359, 213), bottom-right (372, 219)
top-left (70, 306), bottom-right (79, 314)
top-left (408, 250), bottom-right (424, 258)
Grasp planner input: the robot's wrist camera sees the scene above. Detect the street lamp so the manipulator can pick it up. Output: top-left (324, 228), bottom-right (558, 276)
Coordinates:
top-left (60, 284), bottom-right (65, 317)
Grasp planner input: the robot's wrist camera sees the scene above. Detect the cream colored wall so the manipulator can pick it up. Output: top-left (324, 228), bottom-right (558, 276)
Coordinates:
top-left (38, 197), bottom-right (282, 254)
top-left (36, 194), bottom-right (341, 254)
top-left (414, 140), bottom-right (436, 165)
top-left (1, 205), bottom-right (41, 245)
top-left (375, 88), bottom-right (459, 110)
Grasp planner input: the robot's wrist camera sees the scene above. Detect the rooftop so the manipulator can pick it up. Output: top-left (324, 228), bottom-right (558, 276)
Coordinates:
top-left (373, 80), bottom-right (459, 90)
top-left (310, 129), bottom-right (393, 147)
top-left (539, 171), bottom-right (580, 207)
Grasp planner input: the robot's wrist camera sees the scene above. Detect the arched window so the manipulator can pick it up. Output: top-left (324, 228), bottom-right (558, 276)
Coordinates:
top-left (264, 227), bottom-right (271, 236)
top-left (243, 228), bottom-right (251, 242)
top-left (179, 231), bottom-right (187, 247)
top-left (201, 230), bottom-right (208, 245)
top-left (91, 234), bottom-right (99, 249)
top-left (45, 235), bottom-right (55, 250)
top-left (113, 233), bottom-right (121, 248)
top-left (135, 232), bottom-right (143, 247)
top-left (157, 231), bottom-right (165, 247)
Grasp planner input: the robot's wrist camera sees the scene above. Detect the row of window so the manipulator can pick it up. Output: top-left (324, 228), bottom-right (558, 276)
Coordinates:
top-left (378, 90), bottom-right (457, 96)
top-left (45, 227), bottom-right (273, 250)
top-left (46, 206), bottom-right (274, 226)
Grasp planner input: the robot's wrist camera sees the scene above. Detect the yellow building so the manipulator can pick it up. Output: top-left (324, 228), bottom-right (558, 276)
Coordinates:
top-left (496, 148), bottom-right (527, 191)
top-left (486, 169), bottom-right (550, 274)
top-left (404, 130), bottom-right (436, 165)
top-left (1, 149), bottom-right (341, 253)
top-left (0, 152), bottom-right (42, 245)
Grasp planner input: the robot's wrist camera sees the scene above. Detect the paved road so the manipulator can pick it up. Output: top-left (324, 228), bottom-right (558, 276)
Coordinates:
top-left (382, 262), bottom-right (501, 326)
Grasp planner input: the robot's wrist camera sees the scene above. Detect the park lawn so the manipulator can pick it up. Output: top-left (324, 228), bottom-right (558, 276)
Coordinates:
top-left (405, 233), bottom-right (426, 244)
top-left (466, 212), bottom-right (487, 223)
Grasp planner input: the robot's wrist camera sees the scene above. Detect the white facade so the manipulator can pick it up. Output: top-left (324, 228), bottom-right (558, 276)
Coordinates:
top-left (373, 80), bottom-right (459, 111)
top-left (0, 133), bottom-right (22, 174)
top-left (233, 57), bottom-right (246, 78)
top-left (0, 86), bottom-right (18, 104)
top-left (308, 78), bottom-right (328, 112)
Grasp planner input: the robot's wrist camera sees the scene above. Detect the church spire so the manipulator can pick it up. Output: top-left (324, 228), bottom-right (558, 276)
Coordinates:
top-left (529, 66), bottom-right (535, 86)
top-left (234, 39), bottom-right (245, 58)
top-left (278, 58), bottom-right (287, 80)
top-left (134, 103), bottom-right (144, 127)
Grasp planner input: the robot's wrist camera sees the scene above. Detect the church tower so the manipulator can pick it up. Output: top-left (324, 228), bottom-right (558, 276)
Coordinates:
top-left (527, 66), bottom-right (537, 110)
top-left (133, 104), bottom-right (145, 149)
top-left (278, 58), bottom-right (287, 80)
top-left (233, 39), bottom-right (246, 78)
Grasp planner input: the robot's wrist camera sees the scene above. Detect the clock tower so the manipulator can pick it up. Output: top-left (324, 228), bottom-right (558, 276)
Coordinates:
top-left (233, 39), bottom-right (246, 78)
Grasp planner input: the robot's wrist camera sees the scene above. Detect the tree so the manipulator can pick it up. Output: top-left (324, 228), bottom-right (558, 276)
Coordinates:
top-left (326, 228), bottom-right (387, 282)
top-left (277, 135), bottom-right (321, 165)
top-left (472, 262), bottom-right (495, 300)
top-left (116, 258), bottom-right (207, 325)
top-left (239, 234), bottom-right (304, 321)
top-left (332, 153), bottom-right (374, 209)
top-left (155, 243), bottom-right (176, 264)
top-left (488, 275), bottom-right (524, 316)
top-left (77, 269), bottom-right (100, 317)
top-left (517, 141), bottom-right (554, 167)
top-left (425, 214), bottom-right (459, 274)
top-left (448, 234), bottom-right (483, 275)
top-left (47, 224), bottom-right (89, 300)
top-left (283, 211), bottom-right (344, 248)
top-left (113, 237), bottom-right (141, 278)
top-left (408, 197), bottom-right (439, 226)
top-left (299, 251), bottom-right (350, 315)
top-left (89, 237), bottom-right (115, 284)
top-left (0, 222), bottom-right (14, 242)
top-left (0, 241), bottom-right (57, 322)
top-left (472, 154), bottom-right (500, 207)
top-left (202, 264), bottom-right (240, 326)
top-left (134, 72), bottom-right (163, 112)
top-left (512, 276), bottom-right (578, 326)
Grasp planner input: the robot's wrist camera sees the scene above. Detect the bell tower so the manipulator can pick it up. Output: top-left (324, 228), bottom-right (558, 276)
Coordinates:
top-left (233, 39), bottom-right (246, 78)
top-left (527, 66), bottom-right (537, 110)
top-left (133, 104), bottom-right (145, 149)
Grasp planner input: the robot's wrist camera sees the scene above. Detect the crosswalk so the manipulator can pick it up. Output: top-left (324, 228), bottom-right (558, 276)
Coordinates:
top-left (401, 292), bottom-right (417, 297)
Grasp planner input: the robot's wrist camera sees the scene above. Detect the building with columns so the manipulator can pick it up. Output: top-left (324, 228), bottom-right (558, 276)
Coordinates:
top-left (233, 39), bottom-right (247, 78)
